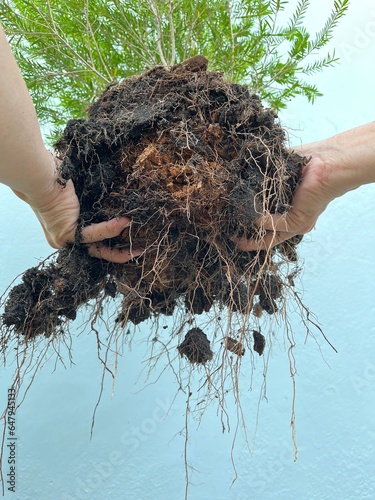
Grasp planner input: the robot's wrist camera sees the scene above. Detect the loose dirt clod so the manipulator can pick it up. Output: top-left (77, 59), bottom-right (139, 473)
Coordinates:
top-left (225, 337), bottom-right (245, 357)
top-left (253, 330), bottom-right (266, 356)
top-left (1, 56), bottom-right (306, 362)
top-left (178, 327), bottom-right (213, 364)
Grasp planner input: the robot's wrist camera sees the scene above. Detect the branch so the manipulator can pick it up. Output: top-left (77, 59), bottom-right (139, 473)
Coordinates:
top-left (149, 0), bottom-right (169, 67)
top-left (167, 0), bottom-right (176, 66)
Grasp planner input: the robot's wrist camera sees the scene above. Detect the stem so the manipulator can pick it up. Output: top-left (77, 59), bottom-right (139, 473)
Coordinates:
top-left (149, 0), bottom-right (169, 67)
top-left (84, 0), bottom-right (113, 82)
top-left (167, 0), bottom-right (176, 66)
top-left (227, 0), bottom-right (235, 80)
top-left (31, 0), bottom-right (111, 83)
top-left (112, 0), bottom-right (156, 66)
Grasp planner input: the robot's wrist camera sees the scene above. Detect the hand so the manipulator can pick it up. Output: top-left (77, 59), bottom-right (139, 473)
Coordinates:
top-left (236, 156), bottom-right (332, 250)
top-left (237, 122), bottom-right (375, 251)
top-left (14, 154), bottom-right (142, 263)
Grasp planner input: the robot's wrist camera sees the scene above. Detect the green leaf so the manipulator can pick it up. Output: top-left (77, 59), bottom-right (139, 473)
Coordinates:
top-left (0, 0), bottom-right (349, 137)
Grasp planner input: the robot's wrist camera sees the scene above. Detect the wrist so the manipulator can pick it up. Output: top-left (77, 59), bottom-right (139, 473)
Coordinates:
top-left (13, 152), bottom-right (62, 208)
top-left (296, 122), bottom-right (375, 201)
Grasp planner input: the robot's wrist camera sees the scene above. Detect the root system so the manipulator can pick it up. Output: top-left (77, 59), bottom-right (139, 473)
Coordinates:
top-left (1, 56), bottom-right (306, 363)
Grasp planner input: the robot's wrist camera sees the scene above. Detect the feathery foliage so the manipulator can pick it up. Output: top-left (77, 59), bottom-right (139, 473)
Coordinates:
top-left (0, 0), bottom-right (349, 135)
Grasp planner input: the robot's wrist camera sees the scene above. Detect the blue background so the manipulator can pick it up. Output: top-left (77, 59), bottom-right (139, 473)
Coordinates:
top-left (1, 1), bottom-right (375, 499)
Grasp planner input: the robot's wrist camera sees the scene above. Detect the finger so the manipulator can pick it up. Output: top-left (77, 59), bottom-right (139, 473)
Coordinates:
top-left (254, 212), bottom-right (291, 233)
top-left (255, 208), bottom-right (316, 236)
top-left (88, 244), bottom-right (143, 263)
top-left (236, 230), bottom-right (296, 251)
top-left (81, 217), bottom-right (131, 244)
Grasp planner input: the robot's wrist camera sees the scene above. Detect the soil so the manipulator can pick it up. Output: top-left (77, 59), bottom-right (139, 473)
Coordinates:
top-left (178, 327), bottom-right (213, 364)
top-left (1, 56), bottom-right (306, 361)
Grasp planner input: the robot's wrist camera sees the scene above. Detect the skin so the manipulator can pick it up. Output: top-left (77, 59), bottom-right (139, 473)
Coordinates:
top-left (0, 24), bottom-right (141, 263)
top-left (237, 122), bottom-right (375, 250)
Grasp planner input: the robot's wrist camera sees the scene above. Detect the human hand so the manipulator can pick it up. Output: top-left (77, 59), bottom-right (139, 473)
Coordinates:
top-left (236, 156), bottom-right (333, 250)
top-left (14, 154), bottom-right (142, 263)
top-left (237, 122), bottom-right (375, 251)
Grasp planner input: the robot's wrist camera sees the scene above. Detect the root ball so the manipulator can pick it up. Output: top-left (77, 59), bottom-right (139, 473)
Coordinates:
top-left (1, 56), bottom-right (305, 363)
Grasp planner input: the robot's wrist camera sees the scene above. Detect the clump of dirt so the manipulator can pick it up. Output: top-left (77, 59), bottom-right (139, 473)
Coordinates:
top-left (1, 56), bottom-right (306, 358)
top-left (178, 327), bottom-right (213, 364)
top-left (253, 330), bottom-right (266, 356)
top-left (225, 337), bottom-right (245, 357)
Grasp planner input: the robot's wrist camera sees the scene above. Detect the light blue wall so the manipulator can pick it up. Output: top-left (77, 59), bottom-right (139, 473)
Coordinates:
top-left (1, 1), bottom-right (375, 499)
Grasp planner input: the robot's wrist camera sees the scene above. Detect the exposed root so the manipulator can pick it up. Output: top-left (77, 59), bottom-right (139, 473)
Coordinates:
top-left (0, 56), bottom-right (335, 496)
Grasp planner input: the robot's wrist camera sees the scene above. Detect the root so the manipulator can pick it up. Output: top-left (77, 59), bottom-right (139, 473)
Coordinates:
top-left (0, 56), bottom-right (334, 496)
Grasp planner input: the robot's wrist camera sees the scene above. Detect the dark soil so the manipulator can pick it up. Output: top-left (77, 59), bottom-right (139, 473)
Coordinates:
top-left (253, 330), bottom-right (266, 356)
top-left (178, 327), bottom-right (213, 364)
top-left (1, 56), bottom-right (305, 360)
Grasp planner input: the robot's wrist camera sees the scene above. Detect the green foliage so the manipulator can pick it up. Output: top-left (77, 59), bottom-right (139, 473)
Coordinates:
top-left (0, 0), bottom-right (349, 136)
